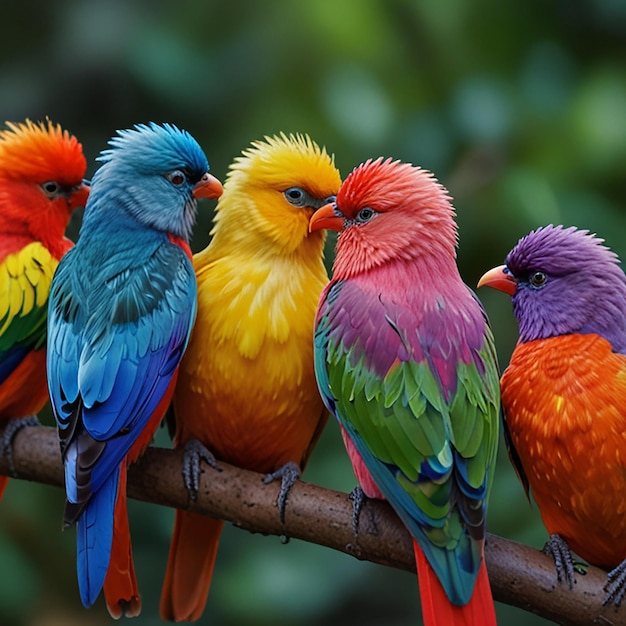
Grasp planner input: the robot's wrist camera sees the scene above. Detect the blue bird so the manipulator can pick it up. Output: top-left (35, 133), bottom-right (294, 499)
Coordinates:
top-left (46, 123), bottom-right (222, 617)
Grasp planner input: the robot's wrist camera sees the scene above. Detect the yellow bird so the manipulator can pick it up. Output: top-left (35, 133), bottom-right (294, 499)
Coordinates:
top-left (160, 133), bottom-right (341, 622)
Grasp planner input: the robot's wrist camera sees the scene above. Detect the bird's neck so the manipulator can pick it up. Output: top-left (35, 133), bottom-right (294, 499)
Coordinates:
top-left (0, 188), bottom-right (72, 260)
top-left (168, 233), bottom-right (192, 260)
top-left (332, 225), bottom-right (457, 282)
top-left (341, 250), bottom-right (463, 295)
top-left (515, 285), bottom-right (626, 355)
top-left (79, 194), bottom-right (179, 246)
top-left (205, 210), bottom-right (327, 271)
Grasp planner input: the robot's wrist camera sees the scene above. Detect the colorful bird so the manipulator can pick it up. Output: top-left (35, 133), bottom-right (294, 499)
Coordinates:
top-left (478, 224), bottom-right (626, 604)
top-left (0, 119), bottom-right (88, 500)
top-left (46, 123), bottom-right (222, 617)
top-left (311, 158), bottom-right (500, 626)
top-left (159, 133), bottom-right (340, 622)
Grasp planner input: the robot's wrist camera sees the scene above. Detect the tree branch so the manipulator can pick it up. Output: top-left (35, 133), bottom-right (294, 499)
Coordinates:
top-left (1, 423), bottom-right (623, 626)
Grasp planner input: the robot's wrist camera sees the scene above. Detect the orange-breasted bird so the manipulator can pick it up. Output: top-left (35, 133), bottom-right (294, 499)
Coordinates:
top-left (479, 224), bottom-right (626, 605)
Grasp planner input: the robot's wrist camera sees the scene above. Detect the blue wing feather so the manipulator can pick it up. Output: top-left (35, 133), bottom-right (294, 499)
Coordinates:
top-left (47, 235), bottom-right (196, 600)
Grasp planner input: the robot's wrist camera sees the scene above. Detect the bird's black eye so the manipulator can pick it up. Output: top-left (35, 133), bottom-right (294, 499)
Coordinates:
top-left (356, 207), bottom-right (376, 223)
top-left (41, 181), bottom-right (60, 197)
top-left (167, 170), bottom-right (186, 186)
top-left (530, 271), bottom-right (547, 288)
top-left (285, 187), bottom-right (311, 207)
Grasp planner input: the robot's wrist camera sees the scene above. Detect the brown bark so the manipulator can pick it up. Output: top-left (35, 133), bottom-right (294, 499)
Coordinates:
top-left (1, 423), bottom-right (624, 626)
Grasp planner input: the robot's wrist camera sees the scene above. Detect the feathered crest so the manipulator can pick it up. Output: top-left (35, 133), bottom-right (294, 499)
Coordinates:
top-left (227, 132), bottom-right (339, 197)
top-left (339, 157), bottom-right (454, 219)
top-left (0, 118), bottom-right (86, 184)
top-left (503, 224), bottom-right (626, 347)
top-left (506, 224), bottom-right (620, 276)
top-left (329, 158), bottom-right (459, 279)
top-left (98, 122), bottom-right (208, 177)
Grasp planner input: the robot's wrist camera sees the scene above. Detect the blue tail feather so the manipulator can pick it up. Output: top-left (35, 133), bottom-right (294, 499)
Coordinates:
top-left (76, 469), bottom-right (120, 607)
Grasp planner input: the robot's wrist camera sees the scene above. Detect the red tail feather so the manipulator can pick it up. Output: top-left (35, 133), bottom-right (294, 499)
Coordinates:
top-left (160, 511), bottom-right (224, 621)
top-left (0, 475), bottom-right (8, 502)
top-left (0, 351), bottom-right (48, 419)
top-left (103, 465), bottom-right (141, 618)
top-left (414, 541), bottom-right (496, 626)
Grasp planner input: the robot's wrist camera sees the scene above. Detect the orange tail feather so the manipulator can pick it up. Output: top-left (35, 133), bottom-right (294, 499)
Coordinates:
top-left (160, 510), bottom-right (224, 622)
top-left (103, 465), bottom-right (141, 618)
top-left (414, 540), bottom-right (496, 626)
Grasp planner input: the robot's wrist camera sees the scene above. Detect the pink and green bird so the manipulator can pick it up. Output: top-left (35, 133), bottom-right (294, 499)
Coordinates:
top-left (311, 158), bottom-right (500, 626)
top-left (46, 123), bottom-right (222, 617)
top-left (0, 119), bottom-right (88, 500)
top-left (479, 225), bottom-right (626, 605)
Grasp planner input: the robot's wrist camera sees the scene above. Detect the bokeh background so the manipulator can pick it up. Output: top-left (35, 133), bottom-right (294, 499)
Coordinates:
top-left (2, 1), bottom-right (626, 624)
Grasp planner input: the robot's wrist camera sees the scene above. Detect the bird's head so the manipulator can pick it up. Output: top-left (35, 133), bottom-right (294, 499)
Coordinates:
top-left (88, 123), bottom-right (222, 242)
top-left (478, 225), bottom-right (626, 346)
top-left (213, 132), bottom-right (340, 255)
top-left (0, 119), bottom-right (89, 245)
top-left (309, 157), bottom-right (458, 279)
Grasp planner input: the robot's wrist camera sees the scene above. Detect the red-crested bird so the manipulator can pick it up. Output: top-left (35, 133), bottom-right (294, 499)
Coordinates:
top-left (312, 158), bottom-right (500, 626)
top-left (0, 119), bottom-right (88, 500)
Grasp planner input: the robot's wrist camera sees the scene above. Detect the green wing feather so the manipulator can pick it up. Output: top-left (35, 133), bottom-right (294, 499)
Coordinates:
top-left (316, 282), bottom-right (500, 605)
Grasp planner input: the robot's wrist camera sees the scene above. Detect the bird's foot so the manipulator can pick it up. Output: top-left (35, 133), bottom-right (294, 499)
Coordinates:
top-left (0, 416), bottom-right (40, 476)
top-left (182, 438), bottom-right (221, 501)
top-left (542, 533), bottom-right (578, 590)
top-left (604, 559), bottom-right (626, 606)
top-left (348, 486), bottom-right (366, 535)
top-left (263, 461), bottom-right (301, 524)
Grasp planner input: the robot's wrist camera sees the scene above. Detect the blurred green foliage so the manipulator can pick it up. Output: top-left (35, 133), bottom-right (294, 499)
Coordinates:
top-left (1, 0), bottom-right (625, 624)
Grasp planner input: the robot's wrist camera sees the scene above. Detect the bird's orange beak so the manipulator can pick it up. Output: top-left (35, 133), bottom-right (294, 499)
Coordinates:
top-left (477, 265), bottom-right (517, 296)
top-left (309, 202), bottom-right (344, 233)
top-left (193, 173), bottom-right (223, 199)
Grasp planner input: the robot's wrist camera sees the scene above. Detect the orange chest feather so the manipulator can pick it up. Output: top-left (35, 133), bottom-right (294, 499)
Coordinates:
top-left (175, 327), bottom-right (325, 472)
top-left (501, 334), bottom-right (626, 566)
